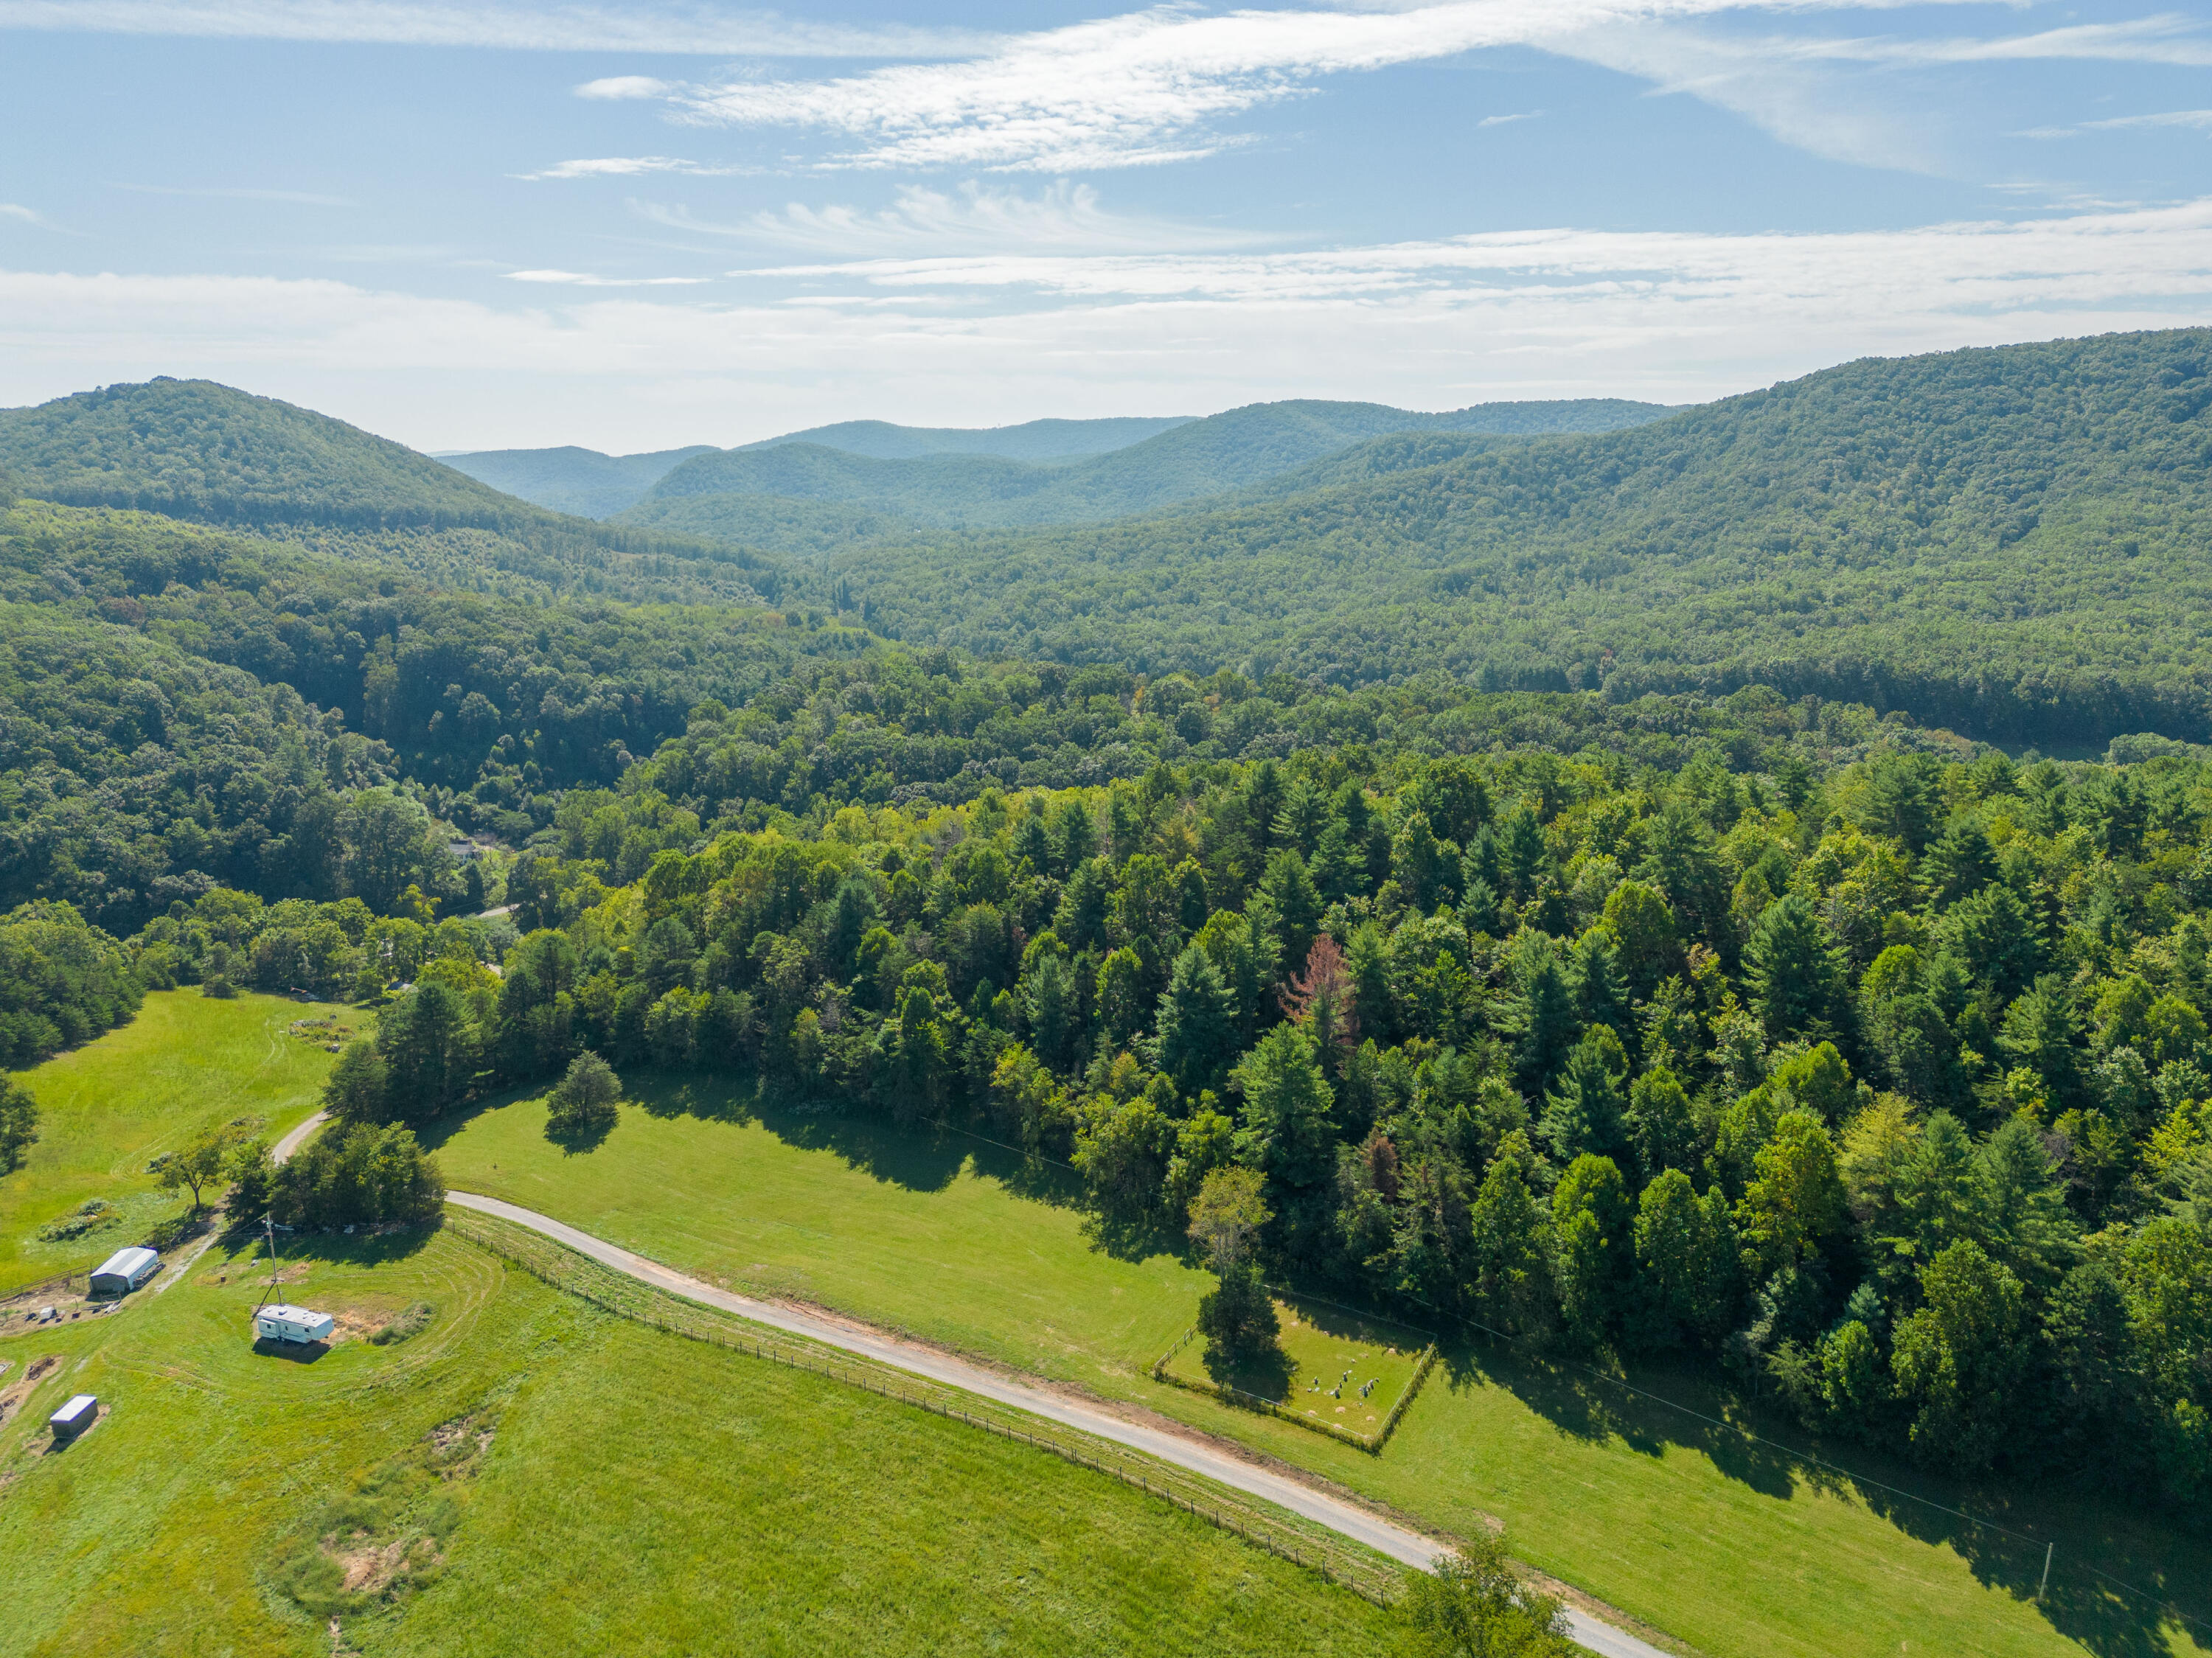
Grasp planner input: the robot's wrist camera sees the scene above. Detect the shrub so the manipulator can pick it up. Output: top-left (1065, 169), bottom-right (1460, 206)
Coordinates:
top-left (370, 1302), bottom-right (437, 1345)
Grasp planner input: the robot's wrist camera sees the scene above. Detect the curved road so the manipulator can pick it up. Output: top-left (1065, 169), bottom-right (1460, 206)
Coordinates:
top-left (446, 1189), bottom-right (1668, 1658)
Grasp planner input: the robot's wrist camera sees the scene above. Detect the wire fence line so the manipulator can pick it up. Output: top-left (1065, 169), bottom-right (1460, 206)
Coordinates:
top-left (444, 1208), bottom-right (1410, 1606)
top-left (1148, 1321), bottom-right (1440, 1455)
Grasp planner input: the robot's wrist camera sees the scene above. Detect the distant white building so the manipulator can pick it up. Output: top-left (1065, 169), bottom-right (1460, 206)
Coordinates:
top-left (49, 1394), bottom-right (97, 1441)
top-left (89, 1246), bottom-right (161, 1296)
top-left (254, 1304), bottom-right (335, 1344)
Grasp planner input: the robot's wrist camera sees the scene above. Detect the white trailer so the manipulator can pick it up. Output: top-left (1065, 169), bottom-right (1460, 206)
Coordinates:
top-left (49, 1393), bottom-right (98, 1441)
top-left (254, 1303), bottom-right (335, 1344)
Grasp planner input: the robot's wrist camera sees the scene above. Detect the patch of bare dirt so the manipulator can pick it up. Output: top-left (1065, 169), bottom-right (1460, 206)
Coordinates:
top-left (334, 1533), bottom-right (439, 1595)
top-left (0, 1354), bottom-right (62, 1429)
top-left (428, 1413), bottom-right (495, 1471)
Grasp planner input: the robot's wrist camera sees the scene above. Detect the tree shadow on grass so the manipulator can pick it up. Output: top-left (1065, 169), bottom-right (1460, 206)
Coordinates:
top-left (594, 1066), bottom-right (1097, 1210)
top-left (1082, 1206), bottom-right (1181, 1264)
top-left (1433, 1326), bottom-right (2211, 1658)
top-left (230, 1226), bottom-right (442, 1274)
top-left (544, 1115), bottom-right (615, 1156)
top-left (1199, 1337), bottom-right (1298, 1401)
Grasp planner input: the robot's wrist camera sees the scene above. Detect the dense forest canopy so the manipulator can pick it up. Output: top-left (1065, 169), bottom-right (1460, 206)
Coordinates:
top-left (261, 716), bottom-right (2212, 1514)
top-left (824, 330), bottom-right (2212, 748)
top-left (0, 500), bottom-right (857, 923)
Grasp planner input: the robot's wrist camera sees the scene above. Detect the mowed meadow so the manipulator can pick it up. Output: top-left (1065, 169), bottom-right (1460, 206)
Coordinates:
top-left (0, 992), bottom-right (351, 1296)
top-left (432, 1076), bottom-right (2212, 1658)
top-left (1, 1216), bottom-right (1393, 1658)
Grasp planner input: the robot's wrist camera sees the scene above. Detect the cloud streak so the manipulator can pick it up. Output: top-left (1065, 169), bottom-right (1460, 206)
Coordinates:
top-left (7, 199), bottom-right (2211, 450)
top-left (636, 0), bottom-right (2198, 173)
top-left (506, 268), bottom-right (712, 285)
top-left (0, 0), bottom-right (994, 55)
top-left (650, 180), bottom-right (1258, 253)
top-left (519, 156), bottom-right (754, 180)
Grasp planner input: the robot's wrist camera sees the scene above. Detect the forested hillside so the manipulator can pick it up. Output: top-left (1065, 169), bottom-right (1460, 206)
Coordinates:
top-left (625, 396), bottom-right (1676, 540)
top-left (292, 689), bottom-right (2212, 1517)
top-left (0, 498), bottom-right (863, 924)
top-left (0, 379), bottom-right (787, 605)
top-left (829, 330), bottom-right (2212, 749)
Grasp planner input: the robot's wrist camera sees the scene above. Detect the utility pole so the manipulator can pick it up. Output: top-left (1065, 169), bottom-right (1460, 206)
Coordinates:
top-left (2037, 1542), bottom-right (2053, 1604)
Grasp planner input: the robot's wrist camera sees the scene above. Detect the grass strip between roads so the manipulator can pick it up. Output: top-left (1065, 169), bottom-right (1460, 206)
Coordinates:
top-left (444, 1205), bottom-right (1413, 1607)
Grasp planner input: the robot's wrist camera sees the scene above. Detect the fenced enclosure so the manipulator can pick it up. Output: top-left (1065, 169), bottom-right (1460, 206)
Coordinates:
top-left (1154, 1291), bottom-right (1437, 1453)
top-left (444, 1207), bottom-right (1411, 1606)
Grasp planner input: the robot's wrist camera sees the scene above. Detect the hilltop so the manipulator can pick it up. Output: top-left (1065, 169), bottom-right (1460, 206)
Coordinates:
top-left (829, 328), bottom-right (2212, 745)
top-left (0, 378), bottom-right (555, 531)
top-left (619, 395), bottom-right (1675, 544)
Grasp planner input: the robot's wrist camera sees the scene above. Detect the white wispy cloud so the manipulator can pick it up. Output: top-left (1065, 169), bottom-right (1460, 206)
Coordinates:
top-left (636, 0), bottom-right (2189, 173)
top-left (506, 269), bottom-right (712, 286)
top-left (0, 0), bottom-right (993, 55)
top-left (2021, 108), bottom-right (2212, 139)
top-left (1476, 111), bottom-right (1538, 128)
top-left (742, 200), bottom-right (2212, 313)
top-left (518, 156), bottom-right (754, 181)
top-left (654, 0), bottom-right (1649, 171)
top-left (7, 199), bottom-right (2211, 450)
top-left (649, 181), bottom-right (1256, 254)
top-left (0, 203), bottom-right (54, 226)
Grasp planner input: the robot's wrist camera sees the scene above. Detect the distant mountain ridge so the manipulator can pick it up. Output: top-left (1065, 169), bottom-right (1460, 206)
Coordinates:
top-left (439, 415), bottom-right (1194, 520)
top-left (437, 444), bottom-right (717, 519)
top-left (824, 327), bottom-right (2212, 744)
top-left (617, 395), bottom-right (1678, 544)
top-left (738, 414), bottom-right (1196, 462)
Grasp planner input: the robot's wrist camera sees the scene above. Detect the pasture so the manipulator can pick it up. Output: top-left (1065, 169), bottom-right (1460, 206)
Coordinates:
top-left (0, 991), bottom-right (349, 1296)
top-left (431, 1074), bottom-right (2212, 1658)
top-left (0, 1225), bottom-right (1395, 1657)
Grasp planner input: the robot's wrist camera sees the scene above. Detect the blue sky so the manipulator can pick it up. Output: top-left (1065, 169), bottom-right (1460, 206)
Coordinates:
top-left (4, 1), bottom-right (2212, 450)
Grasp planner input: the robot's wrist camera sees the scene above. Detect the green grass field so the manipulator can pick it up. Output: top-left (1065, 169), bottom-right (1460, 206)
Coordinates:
top-left (1162, 1295), bottom-right (1430, 1443)
top-left (0, 1225), bottom-right (1395, 1657)
top-left (429, 1073), bottom-right (2212, 1658)
top-left (0, 991), bottom-right (351, 1296)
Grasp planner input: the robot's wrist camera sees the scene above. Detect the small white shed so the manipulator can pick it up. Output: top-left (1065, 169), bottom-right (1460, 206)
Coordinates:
top-left (254, 1304), bottom-right (335, 1344)
top-left (49, 1393), bottom-right (98, 1441)
top-left (89, 1246), bottom-right (161, 1297)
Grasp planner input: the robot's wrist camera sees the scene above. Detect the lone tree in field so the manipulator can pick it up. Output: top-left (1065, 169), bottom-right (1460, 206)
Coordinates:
top-left (154, 1123), bottom-right (243, 1214)
top-left (1399, 1530), bottom-right (1575, 1656)
top-left (1188, 1166), bottom-right (1279, 1366)
top-left (546, 1051), bottom-right (621, 1141)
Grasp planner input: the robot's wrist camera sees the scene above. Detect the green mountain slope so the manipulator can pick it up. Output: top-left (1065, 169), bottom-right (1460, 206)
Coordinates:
top-left (0, 377), bottom-right (556, 529)
top-left (439, 443), bottom-right (717, 518)
top-left (828, 328), bottom-right (2212, 745)
top-left (617, 491), bottom-right (922, 557)
top-left (625, 396), bottom-right (1677, 536)
top-left (0, 378), bottom-right (788, 604)
top-left (740, 413), bottom-right (1196, 462)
